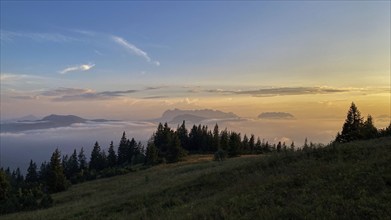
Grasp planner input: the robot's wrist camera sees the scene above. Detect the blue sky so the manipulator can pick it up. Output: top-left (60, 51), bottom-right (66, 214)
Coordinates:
top-left (1, 1), bottom-right (390, 123)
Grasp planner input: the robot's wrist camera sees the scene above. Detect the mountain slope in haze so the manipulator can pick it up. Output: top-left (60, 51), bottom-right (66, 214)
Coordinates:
top-left (3, 137), bottom-right (390, 219)
top-left (0, 114), bottom-right (113, 133)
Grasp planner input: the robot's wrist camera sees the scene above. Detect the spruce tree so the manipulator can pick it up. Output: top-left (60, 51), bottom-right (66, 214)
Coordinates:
top-left (25, 160), bottom-right (38, 183)
top-left (78, 147), bottom-right (87, 171)
top-left (362, 115), bottom-right (378, 139)
top-left (145, 141), bottom-right (159, 165)
top-left (118, 132), bottom-right (128, 165)
top-left (166, 133), bottom-right (184, 163)
top-left (213, 123), bottom-right (220, 150)
top-left (0, 169), bottom-right (10, 201)
top-left (249, 134), bottom-right (255, 153)
top-left (67, 149), bottom-right (79, 182)
top-left (47, 149), bottom-right (67, 193)
top-left (176, 120), bottom-right (189, 149)
top-left (90, 141), bottom-right (103, 171)
top-left (242, 134), bottom-right (249, 152)
top-left (336, 102), bottom-right (364, 143)
top-left (220, 129), bottom-right (229, 151)
top-left (228, 132), bottom-right (241, 157)
top-left (39, 161), bottom-right (50, 183)
top-left (107, 141), bottom-right (117, 168)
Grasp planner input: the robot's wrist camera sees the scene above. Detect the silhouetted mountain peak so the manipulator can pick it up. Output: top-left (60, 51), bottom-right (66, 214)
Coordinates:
top-left (161, 109), bottom-right (239, 122)
top-left (41, 114), bottom-right (86, 123)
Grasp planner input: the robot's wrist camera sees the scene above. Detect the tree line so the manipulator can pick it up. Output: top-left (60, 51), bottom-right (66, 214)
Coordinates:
top-left (0, 122), bottom-right (280, 214)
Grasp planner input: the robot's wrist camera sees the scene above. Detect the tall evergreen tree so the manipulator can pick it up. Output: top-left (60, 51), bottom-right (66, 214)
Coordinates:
top-left (25, 160), bottom-right (38, 183)
top-left (66, 149), bottom-right (79, 181)
top-left (78, 147), bottom-right (87, 171)
top-left (166, 133), bottom-right (183, 163)
top-left (128, 138), bottom-right (137, 165)
top-left (0, 169), bottom-right (10, 201)
top-left (249, 134), bottom-right (255, 152)
top-left (220, 129), bottom-right (229, 151)
top-left (90, 141), bottom-right (105, 171)
top-left (118, 132), bottom-right (129, 165)
top-left (145, 141), bottom-right (159, 165)
top-left (362, 115), bottom-right (378, 139)
top-left (107, 141), bottom-right (117, 167)
top-left (212, 123), bottom-right (220, 150)
top-left (176, 121), bottom-right (189, 149)
top-left (242, 134), bottom-right (249, 152)
top-left (47, 149), bottom-right (67, 193)
top-left (228, 132), bottom-right (241, 157)
top-left (336, 102), bottom-right (364, 143)
top-left (39, 161), bottom-right (50, 183)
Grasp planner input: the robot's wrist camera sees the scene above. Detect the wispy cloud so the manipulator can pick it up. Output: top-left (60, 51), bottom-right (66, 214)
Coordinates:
top-left (41, 87), bottom-right (139, 102)
top-left (41, 88), bottom-right (93, 96)
top-left (0, 30), bottom-right (75, 43)
top-left (59, 63), bottom-right (95, 74)
top-left (111, 36), bottom-right (160, 66)
top-left (206, 87), bottom-right (349, 97)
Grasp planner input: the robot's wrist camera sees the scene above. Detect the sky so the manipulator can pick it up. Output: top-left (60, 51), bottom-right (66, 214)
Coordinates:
top-left (1, 1), bottom-right (390, 138)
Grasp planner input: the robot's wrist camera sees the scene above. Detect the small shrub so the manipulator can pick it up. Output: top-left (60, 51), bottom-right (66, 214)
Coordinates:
top-left (214, 149), bottom-right (227, 161)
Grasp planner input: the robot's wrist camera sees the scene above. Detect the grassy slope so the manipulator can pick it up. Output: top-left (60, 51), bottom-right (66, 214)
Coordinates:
top-left (2, 137), bottom-right (391, 220)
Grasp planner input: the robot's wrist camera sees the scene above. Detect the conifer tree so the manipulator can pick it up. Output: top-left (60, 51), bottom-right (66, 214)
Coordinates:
top-left (145, 141), bottom-right (159, 165)
top-left (107, 141), bottom-right (117, 167)
top-left (176, 121), bottom-right (189, 149)
top-left (118, 132), bottom-right (129, 165)
top-left (290, 141), bottom-right (295, 151)
top-left (128, 138), bottom-right (137, 165)
top-left (78, 147), bottom-right (87, 171)
top-left (277, 141), bottom-right (282, 152)
top-left (362, 115), bottom-right (378, 139)
top-left (336, 102), bottom-right (364, 143)
top-left (228, 132), bottom-right (241, 157)
top-left (39, 161), bottom-right (50, 183)
top-left (25, 160), bottom-right (38, 183)
top-left (90, 141), bottom-right (104, 171)
top-left (67, 149), bottom-right (79, 181)
top-left (242, 134), bottom-right (249, 152)
top-left (249, 134), bottom-right (255, 152)
top-left (166, 133), bottom-right (184, 163)
top-left (220, 129), bottom-right (229, 151)
top-left (213, 123), bottom-right (220, 150)
top-left (0, 169), bottom-right (10, 201)
top-left (47, 149), bottom-right (67, 193)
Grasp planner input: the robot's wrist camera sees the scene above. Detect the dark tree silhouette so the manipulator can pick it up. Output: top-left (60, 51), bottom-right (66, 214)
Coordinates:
top-left (145, 140), bottom-right (159, 165)
top-left (90, 142), bottom-right (106, 171)
top-left (213, 123), bottom-right (220, 150)
top-left (361, 115), bottom-right (378, 139)
top-left (228, 132), bottom-right (241, 157)
top-left (25, 160), bottom-right (38, 183)
top-left (107, 141), bottom-right (117, 168)
top-left (118, 132), bottom-right (129, 165)
top-left (47, 149), bottom-right (67, 193)
top-left (78, 147), bottom-right (87, 171)
top-left (176, 121), bottom-right (189, 149)
top-left (336, 102), bottom-right (363, 143)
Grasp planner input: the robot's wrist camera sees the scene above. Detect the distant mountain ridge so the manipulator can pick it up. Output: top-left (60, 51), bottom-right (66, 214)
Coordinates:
top-left (40, 114), bottom-right (87, 123)
top-left (155, 108), bottom-right (241, 124)
top-left (0, 114), bottom-right (113, 133)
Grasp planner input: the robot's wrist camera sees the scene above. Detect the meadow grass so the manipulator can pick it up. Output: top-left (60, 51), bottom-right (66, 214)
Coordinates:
top-left (2, 137), bottom-right (390, 220)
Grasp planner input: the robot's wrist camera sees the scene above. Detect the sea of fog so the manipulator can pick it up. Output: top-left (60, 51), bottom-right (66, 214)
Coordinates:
top-left (0, 119), bottom-right (341, 174)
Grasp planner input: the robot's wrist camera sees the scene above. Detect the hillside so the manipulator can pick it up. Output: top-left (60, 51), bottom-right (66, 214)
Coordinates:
top-left (2, 137), bottom-right (391, 220)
